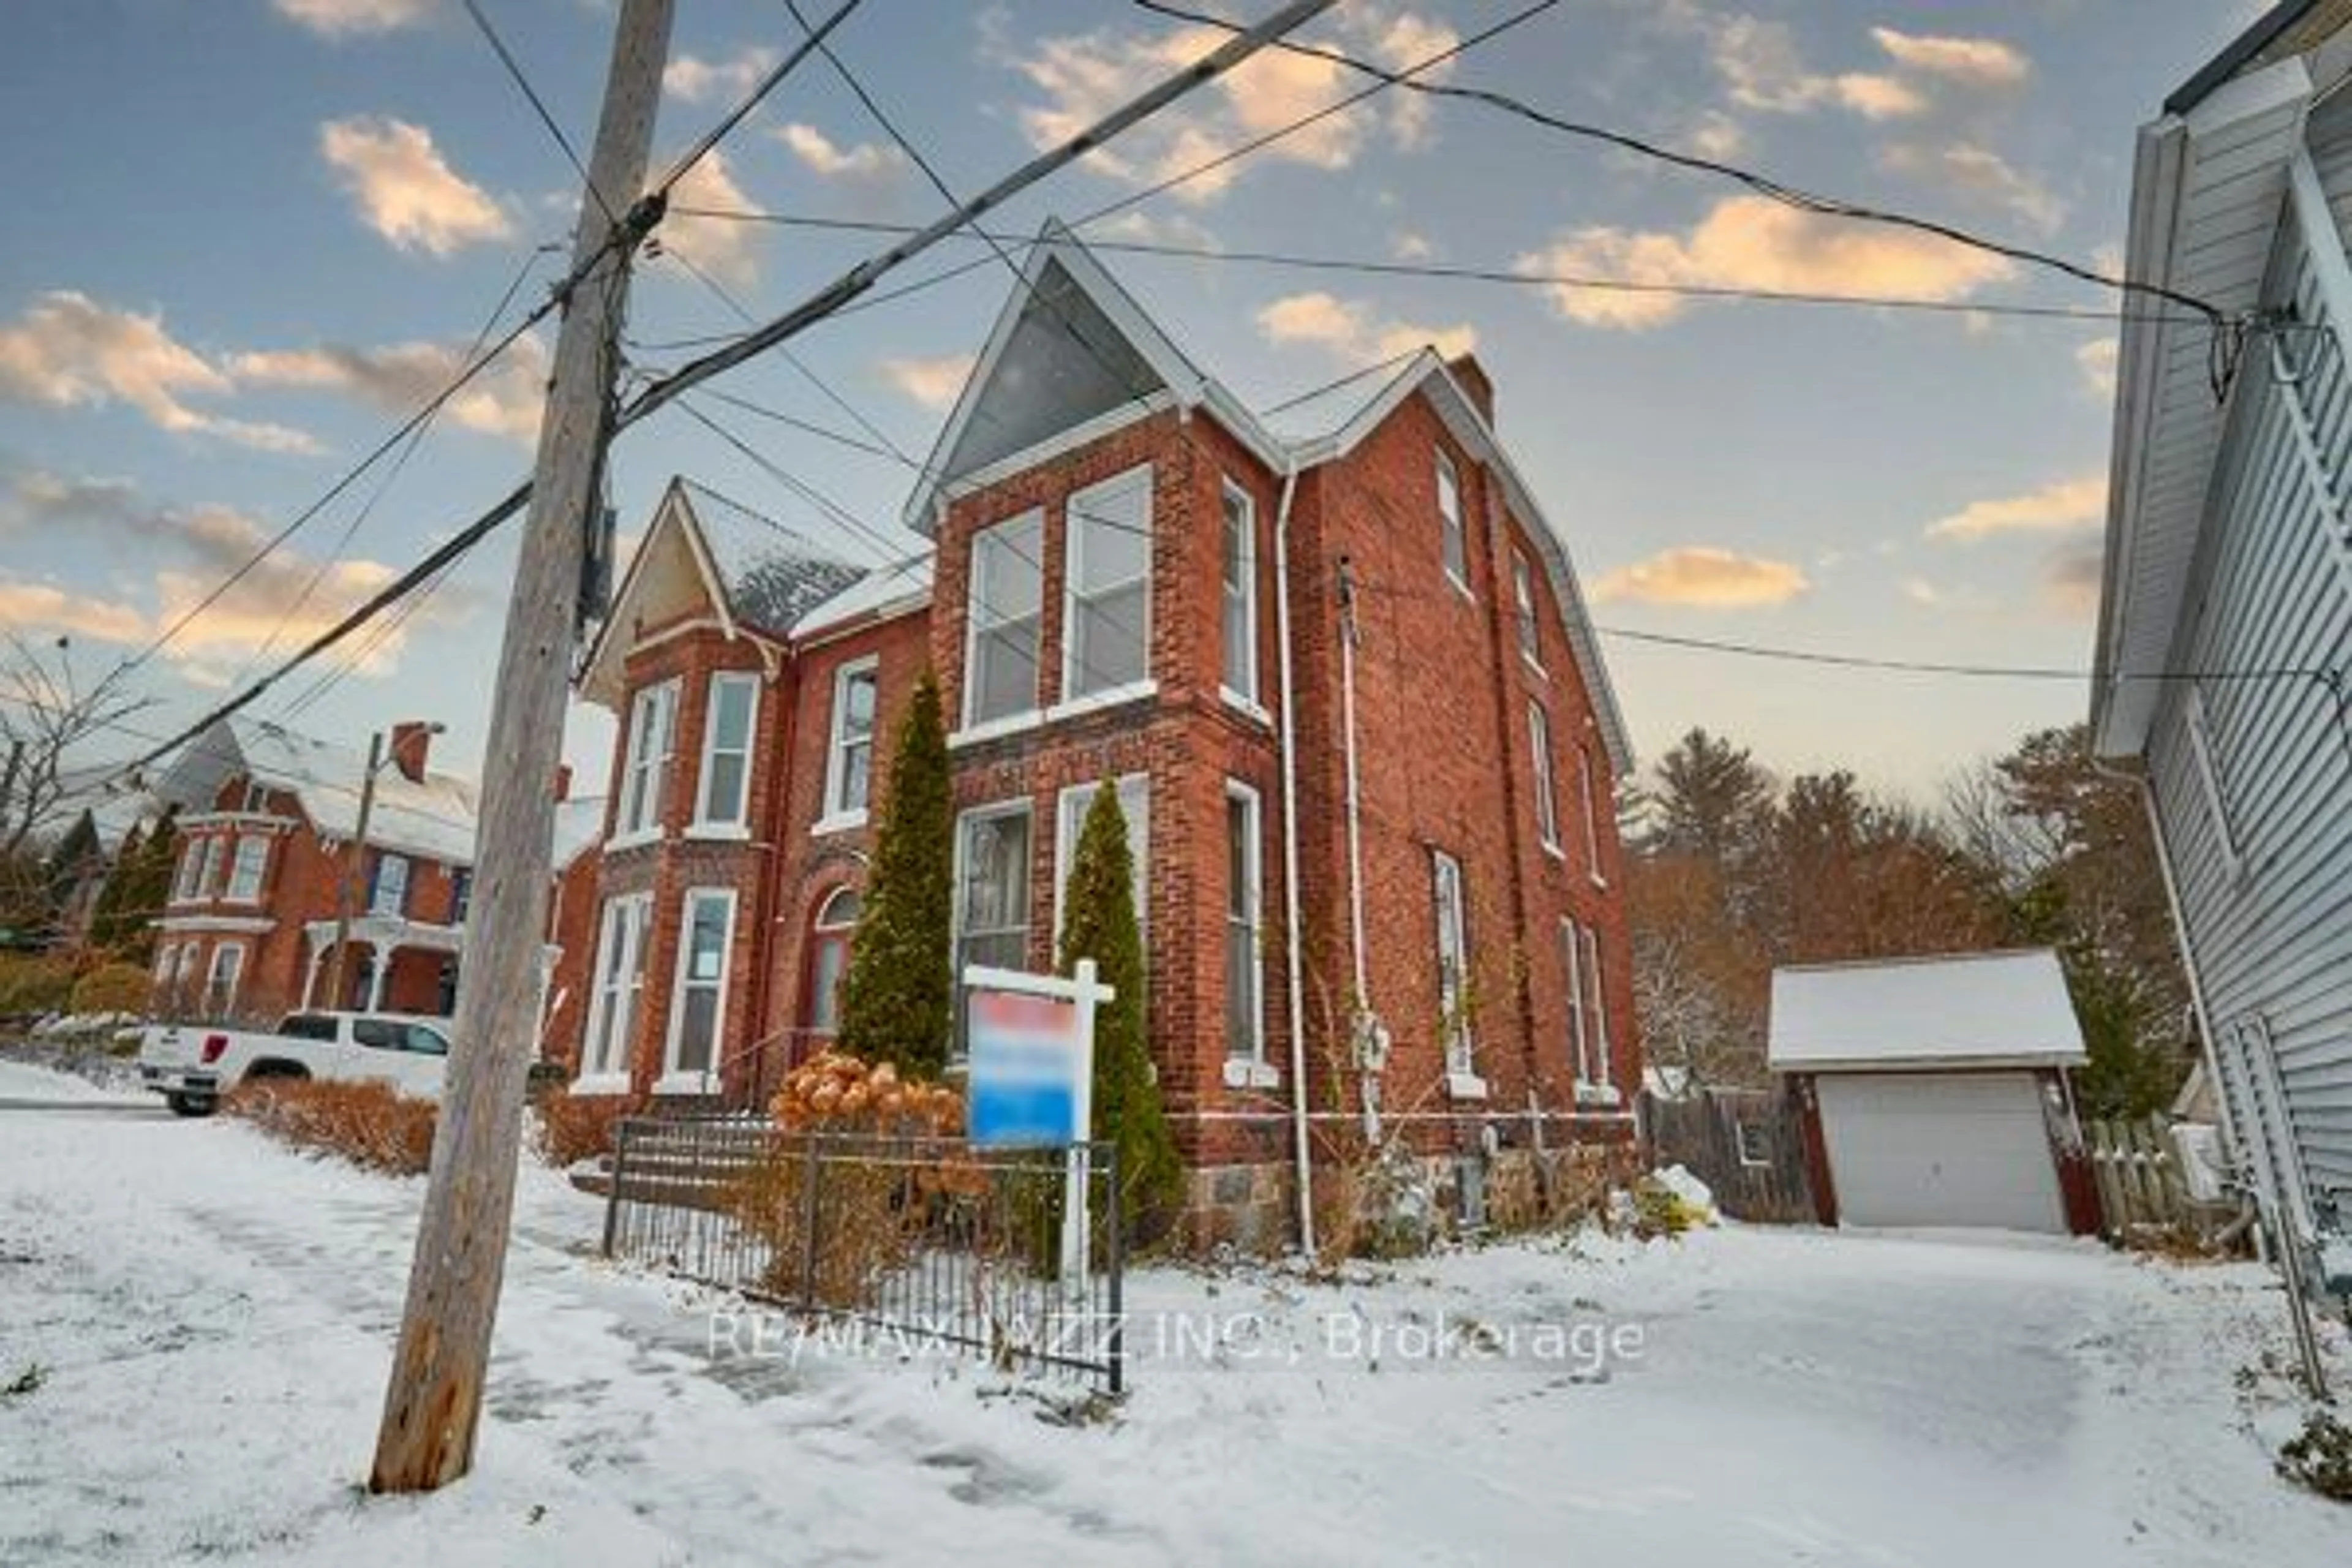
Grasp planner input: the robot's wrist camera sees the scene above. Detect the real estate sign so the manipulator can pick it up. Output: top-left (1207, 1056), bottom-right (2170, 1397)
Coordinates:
top-left (967, 985), bottom-right (1088, 1147)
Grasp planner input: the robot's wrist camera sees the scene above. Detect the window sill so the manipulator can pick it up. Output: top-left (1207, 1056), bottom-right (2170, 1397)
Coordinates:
top-left (1574, 1082), bottom-right (1623, 1109)
top-left (1443, 571), bottom-right (1476, 603)
top-left (1223, 1057), bottom-right (1281, 1090)
top-left (1446, 1071), bottom-right (1490, 1102)
top-left (949, 709), bottom-right (1044, 750)
top-left (1541, 840), bottom-right (1565, 864)
top-left (1521, 653), bottom-right (1549, 681)
top-left (1219, 687), bottom-right (1271, 726)
top-left (682, 823), bottom-right (752, 843)
top-left (606, 828), bottom-right (665, 853)
top-left (811, 810), bottom-right (869, 838)
top-left (651, 1072), bottom-right (718, 1098)
top-left (1047, 680), bottom-right (1157, 723)
top-left (570, 1072), bottom-right (631, 1098)
top-left (1588, 871), bottom-right (1610, 892)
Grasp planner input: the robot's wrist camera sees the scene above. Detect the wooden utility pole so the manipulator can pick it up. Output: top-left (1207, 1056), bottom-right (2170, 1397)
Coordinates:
top-left (371, 0), bottom-right (674, 1493)
top-left (323, 729), bottom-right (385, 1011)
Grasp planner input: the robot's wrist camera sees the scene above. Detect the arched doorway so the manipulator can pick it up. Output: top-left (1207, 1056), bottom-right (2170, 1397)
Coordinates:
top-left (802, 886), bottom-right (859, 1058)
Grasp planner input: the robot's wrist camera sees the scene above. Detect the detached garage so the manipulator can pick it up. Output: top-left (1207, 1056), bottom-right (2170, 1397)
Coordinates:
top-left (1768, 951), bottom-right (2099, 1236)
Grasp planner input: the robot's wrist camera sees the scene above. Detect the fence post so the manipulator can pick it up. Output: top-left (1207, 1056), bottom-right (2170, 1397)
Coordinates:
top-left (601, 1118), bottom-right (631, 1258)
top-left (797, 1133), bottom-right (822, 1308)
top-left (1105, 1139), bottom-right (1124, 1398)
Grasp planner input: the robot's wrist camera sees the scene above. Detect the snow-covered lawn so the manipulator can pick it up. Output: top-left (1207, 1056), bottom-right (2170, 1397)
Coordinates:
top-left (2, 1061), bottom-right (2343, 1567)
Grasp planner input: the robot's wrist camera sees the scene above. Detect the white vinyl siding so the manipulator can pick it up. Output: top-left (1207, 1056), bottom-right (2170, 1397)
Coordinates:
top-left (2184, 686), bottom-right (2242, 884)
top-left (1432, 850), bottom-right (1472, 1077)
top-left (965, 511), bottom-right (1044, 728)
top-left (1529, 701), bottom-right (1560, 852)
top-left (954, 804), bottom-right (1032, 979)
top-left (662, 889), bottom-right (736, 1088)
top-left (821, 658), bottom-right (879, 827)
top-left (1063, 465), bottom-right (1153, 701)
top-left (581, 892), bottom-right (652, 1082)
top-left (1220, 479), bottom-right (1259, 707)
top-left (618, 679), bottom-right (680, 838)
top-left (225, 837), bottom-right (268, 903)
top-left (1435, 449), bottom-right (1469, 592)
top-left (1054, 775), bottom-right (1148, 943)
top-left (695, 672), bottom-right (758, 830)
top-left (1225, 783), bottom-right (1264, 1064)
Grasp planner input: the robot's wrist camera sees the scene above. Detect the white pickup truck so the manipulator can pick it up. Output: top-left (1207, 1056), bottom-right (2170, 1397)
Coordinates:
top-left (136, 1011), bottom-right (451, 1116)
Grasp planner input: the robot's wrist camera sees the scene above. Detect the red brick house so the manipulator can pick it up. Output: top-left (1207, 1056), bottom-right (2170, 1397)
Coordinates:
top-left (555, 226), bottom-right (1638, 1242)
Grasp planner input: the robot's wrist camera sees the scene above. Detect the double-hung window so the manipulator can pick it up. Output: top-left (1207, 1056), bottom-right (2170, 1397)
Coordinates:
top-left (954, 805), bottom-right (1032, 979)
top-left (173, 841), bottom-right (205, 903)
top-left (663, 889), bottom-right (736, 1088)
top-left (1529, 702), bottom-right (1561, 853)
top-left (1436, 450), bottom-right (1469, 592)
top-left (369, 853), bottom-right (410, 916)
top-left (965, 511), bottom-right (1043, 728)
top-left (225, 836), bottom-right (268, 902)
top-left (1055, 775), bottom-right (1150, 942)
top-left (1432, 850), bottom-right (1474, 1079)
top-left (1063, 466), bottom-right (1152, 702)
top-left (1564, 918), bottom-right (1616, 1103)
top-left (1225, 783), bottom-right (1264, 1069)
top-left (1512, 551), bottom-right (1541, 666)
top-left (1220, 480), bottom-right (1259, 708)
top-left (1578, 745), bottom-right (1605, 884)
top-left (581, 892), bottom-right (651, 1082)
top-left (695, 673), bottom-right (758, 831)
top-left (205, 943), bottom-right (244, 1017)
top-left (618, 679), bottom-right (680, 839)
top-left (821, 658), bottom-right (878, 827)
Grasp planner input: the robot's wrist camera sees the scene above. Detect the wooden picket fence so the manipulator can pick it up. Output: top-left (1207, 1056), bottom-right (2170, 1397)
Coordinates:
top-left (1640, 1087), bottom-right (1815, 1224)
top-left (2086, 1115), bottom-right (2195, 1239)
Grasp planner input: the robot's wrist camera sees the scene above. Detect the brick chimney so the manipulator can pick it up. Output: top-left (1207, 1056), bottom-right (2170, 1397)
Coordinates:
top-left (388, 720), bottom-right (436, 784)
top-left (1446, 352), bottom-right (1496, 428)
top-left (552, 763), bottom-right (574, 802)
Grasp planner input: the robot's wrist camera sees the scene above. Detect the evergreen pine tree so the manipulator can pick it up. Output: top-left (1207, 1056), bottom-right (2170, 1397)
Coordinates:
top-left (91, 809), bottom-right (175, 961)
top-left (1055, 779), bottom-right (1182, 1238)
top-left (835, 671), bottom-right (954, 1079)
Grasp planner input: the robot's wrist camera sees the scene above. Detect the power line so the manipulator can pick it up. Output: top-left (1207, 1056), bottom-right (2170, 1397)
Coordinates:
top-left (665, 207), bottom-right (2195, 326)
top-left (648, 0), bottom-right (867, 197)
top-left (461, 0), bottom-right (610, 221)
top-left (1136, 0), bottom-right (2226, 326)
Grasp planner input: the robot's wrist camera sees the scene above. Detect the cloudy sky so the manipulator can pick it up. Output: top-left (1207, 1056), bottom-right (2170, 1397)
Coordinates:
top-left (0, 0), bottom-right (2272, 803)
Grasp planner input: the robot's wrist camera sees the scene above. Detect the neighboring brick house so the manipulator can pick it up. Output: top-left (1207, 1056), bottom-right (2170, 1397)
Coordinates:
top-left (558, 226), bottom-right (1640, 1245)
top-left (149, 717), bottom-right (480, 1022)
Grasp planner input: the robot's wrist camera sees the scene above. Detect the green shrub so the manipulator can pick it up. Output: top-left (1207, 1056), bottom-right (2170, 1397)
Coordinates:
top-left (69, 961), bottom-right (153, 1017)
top-left (836, 670), bottom-right (954, 1079)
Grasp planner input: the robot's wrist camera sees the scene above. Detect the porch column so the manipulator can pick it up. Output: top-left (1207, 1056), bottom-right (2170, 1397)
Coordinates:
top-left (365, 943), bottom-right (390, 1012)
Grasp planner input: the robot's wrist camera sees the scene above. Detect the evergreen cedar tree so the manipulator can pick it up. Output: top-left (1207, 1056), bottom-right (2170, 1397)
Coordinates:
top-left (1055, 778), bottom-right (1182, 1236)
top-left (835, 671), bottom-right (955, 1079)
top-left (90, 810), bottom-right (176, 962)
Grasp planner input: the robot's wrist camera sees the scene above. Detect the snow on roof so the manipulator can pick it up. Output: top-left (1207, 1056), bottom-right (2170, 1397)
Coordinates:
top-left (225, 717), bottom-right (480, 867)
top-left (793, 552), bottom-right (933, 641)
top-left (680, 481), bottom-right (866, 636)
top-left (1767, 949), bottom-right (2088, 1072)
top-left (550, 795), bottom-right (606, 869)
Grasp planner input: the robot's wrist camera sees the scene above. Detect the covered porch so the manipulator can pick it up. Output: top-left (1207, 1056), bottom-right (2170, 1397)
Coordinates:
top-left (301, 914), bottom-right (464, 1017)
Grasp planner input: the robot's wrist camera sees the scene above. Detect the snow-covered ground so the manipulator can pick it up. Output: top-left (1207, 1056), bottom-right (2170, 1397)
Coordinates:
top-left (1, 1061), bottom-right (2343, 1566)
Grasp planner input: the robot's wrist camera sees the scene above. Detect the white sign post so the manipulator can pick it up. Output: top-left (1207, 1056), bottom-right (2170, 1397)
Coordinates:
top-left (963, 959), bottom-right (1112, 1292)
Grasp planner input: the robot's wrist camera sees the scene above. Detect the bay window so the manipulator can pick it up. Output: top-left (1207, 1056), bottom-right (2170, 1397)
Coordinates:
top-left (618, 679), bottom-right (680, 839)
top-left (964, 512), bottom-right (1043, 728)
top-left (954, 804), bottom-right (1032, 978)
top-left (695, 672), bottom-right (758, 830)
top-left (663, 888), bottom-right (736, 1088)
top-left (1063, 466), bottom-right (1152, 701)
top-left (1054, 775), bottom-right (1149, 940)
top-left (581, 892), bottom-right (651, 1083)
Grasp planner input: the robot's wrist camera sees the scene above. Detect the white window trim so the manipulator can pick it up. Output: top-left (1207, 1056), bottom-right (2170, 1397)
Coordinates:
top-left (1529, 701), bottom-right (1562, 856)
top-left (197, 837), bottom-right (226, 902)
top-left (1432, 848), bottom-right (1480, 1096)
top-left (1060, 464), bottom-right (1154, 705)
top-left (1578, 921), bottom-right (1619, 1106)
top-left (952, 801), bottom-right (1034, 1008)
top-left (154, 942), bottom-right (177, 984)
top-left (948, 709), bottom-right (1047, 750)
top-left (369, 852), bottom-right (410, 917)
top-left (1578, 744), bottom-right (1607, 889)
top-left (1220, 477), bottom-right (1261, 708)
top-left (962, 510), bottom-right (1046, 734)
top-left (658, 887), bottom-right (738, 1095)
top-left (617, 678), bottom-right (682, 840)
top-left (206, 942), bottom-right (246, 1012)
top-left (816, 655), bottom-right (880, 834)
top-left (1512, 551), bottom-right (1547, 676)
top-left (224, 837), bottom-right (270, 905)
top-left (1222, 779), bottom-right (1270, 1079)
top-left (2185, 686), bottom-right (2244, 884)
top-left (579, 891), bottom-right (652, 1086)
top-left (1735, 1121), bottom-right (1774, 1169)
top-left (1435, 448), bottom-right (1472, 600)
top-left (1052, 775), bottom-right (1150, 943)
top-left (690, 671), bottom-right (761, 834)
top-left (172, 842), bottom-right (204, 905)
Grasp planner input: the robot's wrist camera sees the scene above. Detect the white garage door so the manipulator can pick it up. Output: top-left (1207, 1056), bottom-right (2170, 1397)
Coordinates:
top-left (1817, 1072), bottom-right (2065, 1233)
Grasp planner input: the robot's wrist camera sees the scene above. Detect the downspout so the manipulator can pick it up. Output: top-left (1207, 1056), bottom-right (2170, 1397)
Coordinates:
top-left (1336, 555), bottom-right (1383, 1147)
top-left (1272, 456), bottom-right (1316, 1257)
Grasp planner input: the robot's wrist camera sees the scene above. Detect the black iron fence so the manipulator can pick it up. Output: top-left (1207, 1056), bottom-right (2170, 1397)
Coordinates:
top-left (602, 1117), bottom-right (1125, 1392)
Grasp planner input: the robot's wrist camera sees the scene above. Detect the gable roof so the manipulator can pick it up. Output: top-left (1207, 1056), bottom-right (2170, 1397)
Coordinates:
top-left (160, 715), bottom-right (481, 867)
top-left (1766, 949), bottom-right (2088, 1073)
top-left (894, 222), bottom-right (1635, 774)
top-left (579, 478), bottom-right (867, 707)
